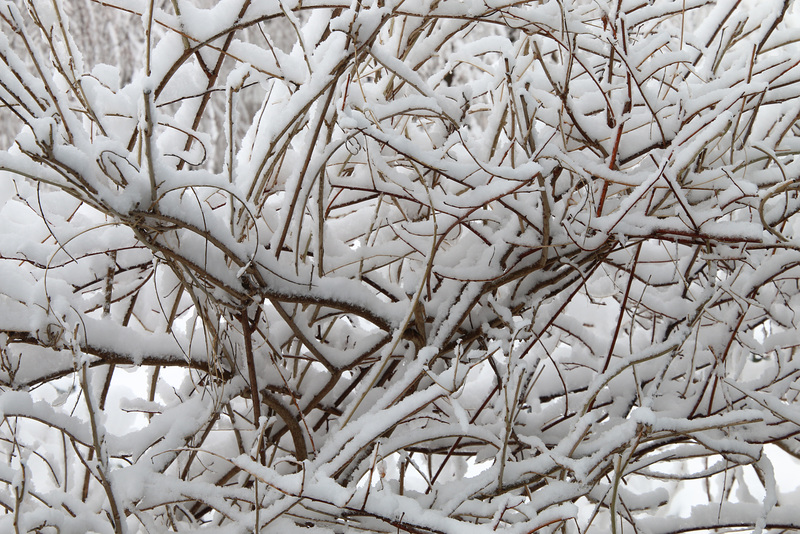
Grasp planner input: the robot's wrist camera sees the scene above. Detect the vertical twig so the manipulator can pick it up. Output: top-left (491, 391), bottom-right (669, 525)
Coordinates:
top-left (240, 310), bottom-right (261, 427)
top-left (79, 356), bottom-right (125, 534)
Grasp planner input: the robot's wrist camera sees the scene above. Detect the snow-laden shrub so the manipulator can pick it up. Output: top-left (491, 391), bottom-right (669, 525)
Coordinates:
top-left (1, 0), bottom-right (800, 532)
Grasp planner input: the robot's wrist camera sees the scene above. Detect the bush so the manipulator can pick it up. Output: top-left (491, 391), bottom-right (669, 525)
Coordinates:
top-left (1, 0), bottom-right (800, 532)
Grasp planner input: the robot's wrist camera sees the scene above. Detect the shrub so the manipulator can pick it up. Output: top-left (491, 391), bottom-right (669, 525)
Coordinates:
top-left (1, 0), bottom-right (800, 532)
